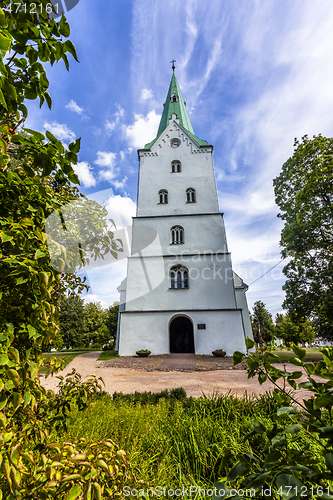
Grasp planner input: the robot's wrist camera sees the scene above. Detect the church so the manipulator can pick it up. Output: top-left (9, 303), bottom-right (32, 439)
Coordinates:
top-left (116, 69), bottom-right (253, 356)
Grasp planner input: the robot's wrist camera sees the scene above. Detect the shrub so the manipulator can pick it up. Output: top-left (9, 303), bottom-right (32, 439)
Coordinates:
top-left (214, 339), bottom-right (333, 497)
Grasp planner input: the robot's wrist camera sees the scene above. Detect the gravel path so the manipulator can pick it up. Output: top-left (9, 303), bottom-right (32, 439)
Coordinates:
top-left (40, 352), bottom-right (315, 400)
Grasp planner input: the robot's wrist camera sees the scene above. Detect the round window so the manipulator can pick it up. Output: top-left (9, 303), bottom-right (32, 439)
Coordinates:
top-left (170, 138), bottom-right (181, 148)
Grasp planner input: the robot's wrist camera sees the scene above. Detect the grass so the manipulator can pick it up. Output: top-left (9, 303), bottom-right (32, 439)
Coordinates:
top-left (55, 389), bottom-right (321, 491)
top-left (59, 392), bottom-right (266, 487)
top-left (97, 350), bottom-right (118, 361)
top-left (273, 346), bottom-right (323, 363)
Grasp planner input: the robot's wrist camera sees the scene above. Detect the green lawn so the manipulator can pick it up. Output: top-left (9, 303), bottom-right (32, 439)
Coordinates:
top-left (97, 350), bottom-right (118, 361)
top-left (273, 346), bottom-right (323, 363)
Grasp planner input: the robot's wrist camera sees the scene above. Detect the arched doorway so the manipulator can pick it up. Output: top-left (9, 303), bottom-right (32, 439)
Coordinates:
top-left (169, 316), bottom-right (194, 353)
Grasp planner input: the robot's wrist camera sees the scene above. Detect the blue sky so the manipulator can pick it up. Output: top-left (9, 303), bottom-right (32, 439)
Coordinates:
top-left (26, 0), bottom-right (333, 315)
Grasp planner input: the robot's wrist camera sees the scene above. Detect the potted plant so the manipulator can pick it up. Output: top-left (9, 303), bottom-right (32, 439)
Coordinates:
top-left (212, 349), bottom-right (226, 357)
top-left (136, 349), bottom-right (151, 357)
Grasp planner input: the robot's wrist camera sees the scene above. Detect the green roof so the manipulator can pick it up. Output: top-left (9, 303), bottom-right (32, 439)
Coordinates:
top-left (144, 73), bottom-right (207, 149)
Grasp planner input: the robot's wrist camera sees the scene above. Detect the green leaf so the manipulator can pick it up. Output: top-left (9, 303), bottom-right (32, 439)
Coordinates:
top-left (68, 138), bottom-right (81, 153)
top-left (277, 406), bottom-right (299, 415)
top-left (22, 128), bottom-right (45, 141)
top-left (16, 277), bottom-right (28, 285)
top-left (59, 15), bottom-right (70, 37)
top-left (0, 395), bottom-right (7, 411)
top-left (44, 91), bottom-right (52, 109)
top-left (67, 171), bottom-right (80, 184)
top-left (233, 351), bottom-right (245, 366)
top-left (289, 357), bottom-right (303, 367)
top-left (66, 484), bottom-right (82, 500)
top-left (64, 40), bottom-right (79, 62)
top-left (313, 394), bottom-right (333, 410)
top-left (281, 423), bottom-right (302, 434)
top-left (0, 88), bottom-right (7, 108)
top-left (34, 250), bottom-right (46, 259)
top-left (213, 483), bottom-right (230, 500)
top-left (258, 372), bottom-right (268, 384)
top-left (0, 354), bottom-right (9, 365)
top-left (325, 453), bottom-right (333, 472)
top-left (0, 232), bottom-right (13, 242)
top-left (253, 420), bottom-right (266, 434)
top-left (291, 344), bottom-right (306, 360)
top-left (0, 32), bottom-right (11, 52)
top-left (245, 337), bottom-right (255, 349)
top-left (27, 325), bottom-right (40, 339)
top-left (276, 474), bottom-right (304, 498)
top-left (227, 462), bottom-right (248, 481)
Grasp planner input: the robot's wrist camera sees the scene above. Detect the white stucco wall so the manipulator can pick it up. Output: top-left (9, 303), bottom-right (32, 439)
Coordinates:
top-left (117, 120), bottom-right (252, 357)
top-left (137, 122), bottom-right (219, 217)
top-left (124, 255), bottom-right (237, 310)
top-left (118, 310), bottom-right (247, 356)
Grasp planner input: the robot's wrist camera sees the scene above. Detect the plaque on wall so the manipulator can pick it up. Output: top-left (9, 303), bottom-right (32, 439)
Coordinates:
top-left (197, 324), bottom-right (206, 330)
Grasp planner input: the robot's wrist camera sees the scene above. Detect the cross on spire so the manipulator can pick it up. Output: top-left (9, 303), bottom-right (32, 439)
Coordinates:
top-left (170, 59), bottom-right (176, 72)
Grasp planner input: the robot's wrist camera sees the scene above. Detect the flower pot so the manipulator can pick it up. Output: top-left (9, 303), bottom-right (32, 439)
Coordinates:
top-left (212, 350), bottom-right (226, 357)
top-left (136, 350), bottom-right (151, 357)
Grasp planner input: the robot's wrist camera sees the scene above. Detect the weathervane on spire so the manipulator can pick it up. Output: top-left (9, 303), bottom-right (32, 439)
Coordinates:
top-left (170, 59), bottom-right (176, 72)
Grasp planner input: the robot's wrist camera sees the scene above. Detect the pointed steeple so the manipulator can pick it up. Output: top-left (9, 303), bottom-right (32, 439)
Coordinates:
top-left (156, 73), bottom-right (194, 137)
top-left (144, 72), bottom-right (207, 149)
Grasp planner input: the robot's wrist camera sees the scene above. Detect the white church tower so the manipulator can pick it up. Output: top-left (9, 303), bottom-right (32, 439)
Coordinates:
top-left (117, 70), bottom-right (253, 356)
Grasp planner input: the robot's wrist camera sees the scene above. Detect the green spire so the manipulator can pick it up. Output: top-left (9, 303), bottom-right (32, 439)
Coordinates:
top-left (157, 73), bottom-right (194, 137)
top-left (144, 73), bottom-right (207, 149)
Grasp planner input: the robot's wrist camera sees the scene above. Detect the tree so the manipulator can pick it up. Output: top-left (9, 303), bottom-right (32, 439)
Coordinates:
top-left (0, 2), bottom-right (127, 495)
top-left (251, 300), bottom-right (275, 345)
top-left (59, 296), bottom-right (86, 348)
top-left (273, 135), bottom-right (333, 339)
top-left (105, 301), bottom-right (120, 341)
top-left (83, 301), bottom-right (107, 346)
top-left (275, 312), bottom-right (316, 346)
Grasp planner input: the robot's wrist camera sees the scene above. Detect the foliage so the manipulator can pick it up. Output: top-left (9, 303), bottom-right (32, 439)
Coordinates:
top-left (273, 135), bottom-right (333, 339)
top-left (214, 337), bottom-right (333, 498)
top-left (58, 298), bottom-right (111, 349)
top-left (59, 295), bottom-right (86, 348)
top-left (136, 349), bottom-right (151, 356)
top-left (84, 302), bottom-right (108, 346)
top-left (105, 301), bottom-right (119, 340)
top-left (61, 389), bottom-right (282, 489)
top-left (0, 1), bottom-right (124, 495)
top-left (251, 301), bottom-right (275, 345)
top-left (275, 313), bottom-right (316, 347)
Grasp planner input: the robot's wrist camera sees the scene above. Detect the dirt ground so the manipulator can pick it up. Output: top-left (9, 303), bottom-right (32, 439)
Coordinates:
top-left (40, 352), bottom-right (315, 400)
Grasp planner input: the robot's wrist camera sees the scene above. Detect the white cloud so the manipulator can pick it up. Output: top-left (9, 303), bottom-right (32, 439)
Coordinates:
top-left (124, 110), bottom-right (161, 149)
top-left (104, 195), bottom-right (136, 229)
top-left (81, 293), bottom-right (107, 308)
top-left (105, 104), bottom-right (125, 135)
top-left (73, 161), bottom-right (96, 188)
top-left (43, 121), bottom-right (76, 142)
top-left (120, 147), bottom-right (133, 161)
top-left (112, 177), bottom-right (128, 190)
top-left (66, 99), bottom-right (84, 115)
top-left (94, 151), bottom-right (117, 168)
top-left (141, 88), bottom-right (153, 101)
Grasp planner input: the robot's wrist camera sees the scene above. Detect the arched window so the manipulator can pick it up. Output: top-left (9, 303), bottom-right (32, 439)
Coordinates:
top-left (158, 189), bottom-right (168, 204)
top-left (171, 225), bottom-right (184, 244)
top-left (186, 188), bottom-right (196, 203)
top-left (170, 265), bottom-right (189, 289)
top-left (171, 160), bottom-right (181, 173)
top-left (171, 93), bottom-right (178, 102)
